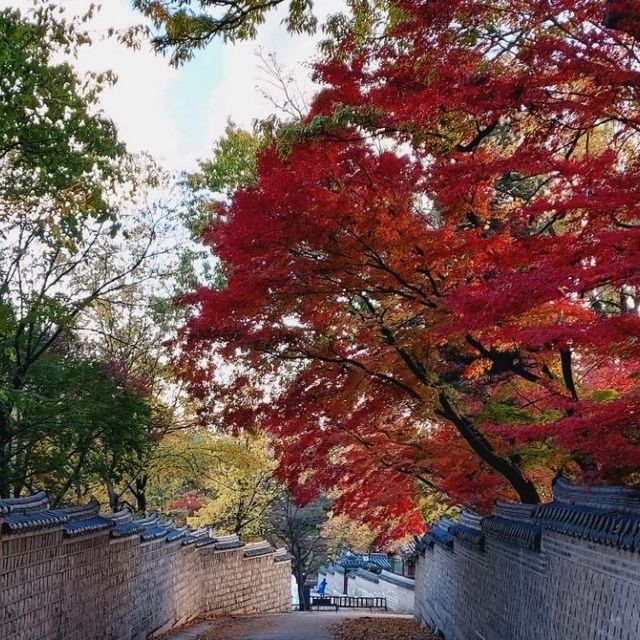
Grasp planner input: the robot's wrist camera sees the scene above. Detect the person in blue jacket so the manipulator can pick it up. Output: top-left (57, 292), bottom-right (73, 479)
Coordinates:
top-left (317, 577), bottom-right (327, 596)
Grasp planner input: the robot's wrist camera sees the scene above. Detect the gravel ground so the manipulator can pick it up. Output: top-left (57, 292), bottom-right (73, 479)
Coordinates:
top-left (331, 616), bottom-right (438, 640)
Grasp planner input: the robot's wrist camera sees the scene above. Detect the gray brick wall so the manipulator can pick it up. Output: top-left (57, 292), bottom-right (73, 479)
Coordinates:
top-left (0, 527), bottom-right (291, 640)
top-left (415, 478), bottom-right (640, 640)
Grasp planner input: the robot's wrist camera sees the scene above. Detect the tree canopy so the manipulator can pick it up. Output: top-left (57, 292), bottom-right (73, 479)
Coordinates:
top-left (7, 0), bottom-right (640, 549)
top-left (133, 0), bottom-right (317, 65)
top-left (176, 0), bottom-right (640, 539)
top-left (0, 5), bottom-right (124, 228)
top-left (183, 433), bottom-right (279, 538)
top-left (0, 3), bottom-right (190, 508)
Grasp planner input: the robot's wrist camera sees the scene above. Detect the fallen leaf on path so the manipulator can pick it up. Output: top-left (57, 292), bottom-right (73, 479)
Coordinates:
top-left (331, 617), bottom-right (437, 640)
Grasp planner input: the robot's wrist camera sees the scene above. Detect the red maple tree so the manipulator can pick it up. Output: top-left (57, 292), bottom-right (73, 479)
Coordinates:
top-left (177, 0), bottom-right (640, 539)
top-left (167, 490), bottom-right (206, 518)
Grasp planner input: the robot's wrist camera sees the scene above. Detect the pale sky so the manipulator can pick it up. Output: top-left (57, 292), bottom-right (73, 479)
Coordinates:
top-left (4, 0), bottom-right (344, 171)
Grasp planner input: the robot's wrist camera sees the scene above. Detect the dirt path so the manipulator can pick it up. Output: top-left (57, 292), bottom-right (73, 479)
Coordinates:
top-left (165, 612), bottom-right (417, 640)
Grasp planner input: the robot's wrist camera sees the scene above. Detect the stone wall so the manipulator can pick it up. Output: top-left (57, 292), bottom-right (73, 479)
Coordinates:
top-left (0, 494), bottom-right (291, 640)
top-left (415, 477), bottom-right (640, 640)
top-left (319, 565), bottom-right (415, 614)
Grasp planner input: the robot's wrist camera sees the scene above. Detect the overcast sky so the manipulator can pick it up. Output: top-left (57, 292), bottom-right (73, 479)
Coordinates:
top-left (4, 0), bottom-right (343, 171)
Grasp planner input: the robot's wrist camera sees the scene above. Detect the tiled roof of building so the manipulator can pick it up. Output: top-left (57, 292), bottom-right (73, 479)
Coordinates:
top-left (2, 508), bottom-right (69, 533)
top-left (336, 551), bottom-right (392, 572)
top-left (530, 476), bottom-right (640, 551)
top-left (0, 492), bottom-right (67, 533)
top-left (368, 553), bottom-right (392, 570)
top-left (418, 522), bottom-right (454, 551)
top-left (140, 523), bottom-right (173, 542)
top-left (166, 525), bottom-right (189, 542)
top-left (336, 553), bottom-right (365, 570)
top-left (483, 515), bottom-right (542, 551)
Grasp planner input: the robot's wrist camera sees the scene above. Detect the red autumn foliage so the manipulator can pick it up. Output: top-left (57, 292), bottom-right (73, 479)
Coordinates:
top-left (105, 358), bottom-right (152, 397)
top-left (176, 0), bottom-right (640, 539)
top-left (167, 490), bottom-right (205, 517)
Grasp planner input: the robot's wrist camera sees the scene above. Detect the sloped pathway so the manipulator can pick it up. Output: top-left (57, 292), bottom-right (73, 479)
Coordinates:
top-left (165, 612), bottom-right (415, 640)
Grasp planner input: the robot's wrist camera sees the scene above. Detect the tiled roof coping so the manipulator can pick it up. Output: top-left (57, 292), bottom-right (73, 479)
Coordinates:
top-left (378, 570), bottom-right (415, 590)
top-left (0, 491), bottom-right (49, 515)
top-left (243, 542), bottom-right (275, 558)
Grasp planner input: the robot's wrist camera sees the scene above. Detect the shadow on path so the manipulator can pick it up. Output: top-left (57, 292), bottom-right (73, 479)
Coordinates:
top-left (165, 612), bottom-right (414, 640)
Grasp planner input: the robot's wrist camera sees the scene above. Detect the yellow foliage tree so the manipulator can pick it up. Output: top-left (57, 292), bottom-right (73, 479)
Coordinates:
top-left (186, 433), bottom-right (280, 540)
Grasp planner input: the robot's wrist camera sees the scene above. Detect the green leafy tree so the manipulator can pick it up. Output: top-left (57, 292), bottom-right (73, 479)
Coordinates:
top-left (188, 123), bottom-right (259, 199)
top-left (147, 429), bottom-right (214, 514)
top-left (78, 255), bottom-right (190, 512)
top-left (0, 4), bottom-right (179, 501)
top-left (133, 0), bottom-right (317, 65)
top-left (3, 335), bottom-right (154, 504)
top-left (0, 195), bottom-right (170, 498)
top-left (182, 122), bottom-right (260, 243)
top-left (0, 4), bottom-right (125, 230)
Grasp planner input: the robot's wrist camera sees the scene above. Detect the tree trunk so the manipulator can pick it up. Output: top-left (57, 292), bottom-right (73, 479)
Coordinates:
top-left (106, 481), bottom-right (119, 512)
top-left (437, 392), bottom-right (541, 504)
top-left (134, 475), bottom-right (147, 514)
top-left (294, 566), bottom-right (307, 610)
top-left (0, 410), bottom-right (11, 498)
